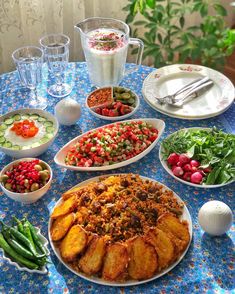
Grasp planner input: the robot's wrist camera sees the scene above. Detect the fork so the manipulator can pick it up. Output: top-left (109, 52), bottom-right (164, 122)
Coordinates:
top-left (156, 76), bottom-right (213, 105)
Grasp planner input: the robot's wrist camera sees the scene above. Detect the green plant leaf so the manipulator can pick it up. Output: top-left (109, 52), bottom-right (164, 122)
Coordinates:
top-left (126, 14), bottom-right (134, 24)
top-left (213, 4), bottom-right (227, 16)
top-left (179, 16), bottom-right (185, 28)
top-left (157, 33), bottom-right (163, 44)
top-left (200, 3), bottom-right (208, 17)
top-left (146, 0), bottom-right (155, 9)
top-left (133, 20), bottom-right (147, 25)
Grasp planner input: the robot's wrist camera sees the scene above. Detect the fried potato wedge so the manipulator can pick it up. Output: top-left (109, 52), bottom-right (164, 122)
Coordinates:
top-left (157, 213), bottom-right (190, 255)
top-left (51, 195), bottom-right (77, 219)
top-left (145, 228), bottom-right (175, 270)
top-left (60, 225), bottom-right (87, 262)
top-left (128, 236), bottom-right (158, 280)
top-left (62, 187), bottom-right (84, 200)
top-left (79, 236), bottom-right (106, 275)
top-left (102, 243), bottom-right (128, 281)
top-left (50, 212), bottom-right (75, 241)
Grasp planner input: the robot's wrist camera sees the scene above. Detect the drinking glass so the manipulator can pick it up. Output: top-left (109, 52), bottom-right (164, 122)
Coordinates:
top-left (39, 34), bottom-right (72, 98)
top-left (12, 46), bottom-right (47, 109)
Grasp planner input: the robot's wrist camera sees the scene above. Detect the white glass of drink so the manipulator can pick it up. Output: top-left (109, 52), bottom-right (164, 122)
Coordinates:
top-left (12, 46), bottom-right (47, 109)
top-left (75, 17), bottom-right (144, 88)
top-left (39, 34), bottom-right (71, 98)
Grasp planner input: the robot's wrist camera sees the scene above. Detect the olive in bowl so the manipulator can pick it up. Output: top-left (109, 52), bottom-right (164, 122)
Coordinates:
top-left (0, 158), bottom-right (52, 204)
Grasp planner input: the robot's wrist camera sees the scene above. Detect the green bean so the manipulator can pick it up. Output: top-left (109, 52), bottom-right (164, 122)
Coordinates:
top-left (0, 233), bottom-right (39, 270)
top-left (25, 219), bottom-right (48, 256)
top-left (2, 230), bottom-right (35, 260)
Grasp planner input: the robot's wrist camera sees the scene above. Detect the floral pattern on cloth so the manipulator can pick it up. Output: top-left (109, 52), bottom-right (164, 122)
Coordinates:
top-left (0, 63), bottom-right (234, 294)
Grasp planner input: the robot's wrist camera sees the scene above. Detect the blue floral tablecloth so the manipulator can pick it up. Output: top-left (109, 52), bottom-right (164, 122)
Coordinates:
top-left (0, 63), bottom-right (234, 294)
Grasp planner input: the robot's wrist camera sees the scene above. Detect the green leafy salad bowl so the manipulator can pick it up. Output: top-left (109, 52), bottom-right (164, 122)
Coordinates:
top-left (159, 127), bottom-right (235, 188)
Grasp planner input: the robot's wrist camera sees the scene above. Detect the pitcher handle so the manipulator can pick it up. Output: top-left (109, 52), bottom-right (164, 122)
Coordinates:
top-left (125, 38), bottom-right (144, 76)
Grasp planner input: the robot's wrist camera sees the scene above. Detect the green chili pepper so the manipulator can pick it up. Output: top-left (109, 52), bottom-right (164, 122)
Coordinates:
top-left (13, 217), bottom-right (24, 234)
top-left (0, 222), bottom-right (45, 258)
top-left (2, 230), bottom-right (35, 260)
top-left (25, 219), bottom-right (48, 256)
top-left (22, 221), bottom-right (36, 250)
top-left (0, 233), bottom-right (39, 270)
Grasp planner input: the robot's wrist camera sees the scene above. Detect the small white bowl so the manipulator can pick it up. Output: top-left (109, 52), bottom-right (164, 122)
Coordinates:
top-left (0, 158), bottom-right (53, 204)
top-left (86, 86), bottom-right (140, 121)
top-left (0, 108), bottom-right (59, 158)
top-left (1, 226), bottom-right (50, 274)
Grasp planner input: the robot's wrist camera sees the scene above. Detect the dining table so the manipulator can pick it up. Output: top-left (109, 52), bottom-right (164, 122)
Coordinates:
top-left (0, 62), bottom-right (234, 294)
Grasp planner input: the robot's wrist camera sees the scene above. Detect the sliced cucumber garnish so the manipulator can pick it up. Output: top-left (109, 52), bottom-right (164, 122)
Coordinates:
top-left (12, 114), bottom-right (21, 121)
top-left (11, 145), bottom-right (21, 150)
top-left (0, 124), bottom-right (7, 131)
top-left (0, 137), bottom-right (6, 143)
top-left (38, 116), bottom-right (46, 122)
top-left (30, 114), bottom-right (39, 120)
top-left (46, 126), bottom-right (54, 133)
top-left (0, 131), bottom-right (4, 137)
top-left (4, 118), bottom-right (13, 125)
top-left (40, 137), bottom-right (49, 144)
top-left (31, 142), bottom-right (41, 148)
top-left (3, 141), bottom-right (12, 148)
top-left (44, 133), bottom-right (54, 139)
top-left (44, 121), bottom-right (53, 127)
top-left (21, 114), bottom-right (29, 120)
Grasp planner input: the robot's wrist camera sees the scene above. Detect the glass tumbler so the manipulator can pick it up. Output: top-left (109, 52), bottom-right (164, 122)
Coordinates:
top-left (39, 34), bottom-right (72, 98)
top-left (12, 46), bottom-right (47, 109)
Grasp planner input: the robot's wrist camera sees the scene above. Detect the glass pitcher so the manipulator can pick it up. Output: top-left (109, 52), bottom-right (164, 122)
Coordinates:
top-left (75, 17), bottom-right (144, 88)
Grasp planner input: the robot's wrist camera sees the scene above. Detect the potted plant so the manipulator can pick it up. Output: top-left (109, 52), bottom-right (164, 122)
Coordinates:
top-left (123, 0), bottom-right (235, 70)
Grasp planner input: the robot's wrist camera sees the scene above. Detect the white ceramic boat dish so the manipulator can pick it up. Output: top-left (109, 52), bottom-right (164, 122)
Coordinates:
top-left (1, 226), bottom-right (50, 274)
top-left (0, 108), bottom-right (59, 158)
top-left (159, 127), bottom-right (235, 188)
top-left (48, 174), bottom-right (192, 286)
top-left (86, 87), bottom-right (140, 121)
top-left (0, 158), bottom-right (53, 204)
top-left (54, 118), bottom-right (165, 171)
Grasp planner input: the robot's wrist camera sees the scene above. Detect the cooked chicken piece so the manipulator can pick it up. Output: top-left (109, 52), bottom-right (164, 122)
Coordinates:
top-left (127, 236), bottom-right (158, 280)
top-left (145, 228), bottom-right (175, 270)
top-left (50, 213), bottom-right (75, 241)
top-left (79, 236), bottom-right (106, 275)
top-left (102, 243), bottom-right (128, 281)
top-left (157, 213), bottom-right (190, 255)
top-left (60, 225), bottom-right (87, 261)
top-left (51, 195), bottom-right (77, 219)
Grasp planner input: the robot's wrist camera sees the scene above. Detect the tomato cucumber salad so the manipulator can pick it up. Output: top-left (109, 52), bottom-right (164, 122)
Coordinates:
top-left (65, 121), bottom-right (159, 167)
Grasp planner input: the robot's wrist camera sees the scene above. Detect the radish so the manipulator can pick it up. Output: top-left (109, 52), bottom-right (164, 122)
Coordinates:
top-left (178, 154), bottom-right (190, 164)
top-left (191, 172), bottom-right (203, 184)
top-left (167, 153), bottom-right (179, 166)
top-left (183, 163), bottom-right (192, 172)
top-left (172, 166), bottom-right (184, 177)
top-left (190, 159), bottom-right (200, 168)
top-left (183, 172), bottom-right (192, 181)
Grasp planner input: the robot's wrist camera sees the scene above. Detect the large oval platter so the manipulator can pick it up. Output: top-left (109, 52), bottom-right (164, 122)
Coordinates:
top-left (48, 174), bottom-right (193, 287)
top-left (54, 118), bottom-right (165, 171)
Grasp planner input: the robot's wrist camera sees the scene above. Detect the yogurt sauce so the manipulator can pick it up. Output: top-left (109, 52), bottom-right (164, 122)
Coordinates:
top-left (4, 120), bottom-right (46, 147)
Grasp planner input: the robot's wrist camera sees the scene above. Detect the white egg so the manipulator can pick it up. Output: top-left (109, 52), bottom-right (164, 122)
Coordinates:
top-left (198, 200), bottom-right (233, 236)
top-left (55, 98), bottom-right (81, 126)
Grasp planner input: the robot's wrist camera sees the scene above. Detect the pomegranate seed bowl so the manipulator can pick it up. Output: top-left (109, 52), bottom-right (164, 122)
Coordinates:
top-left (0, 158), bottom-right (53, 204)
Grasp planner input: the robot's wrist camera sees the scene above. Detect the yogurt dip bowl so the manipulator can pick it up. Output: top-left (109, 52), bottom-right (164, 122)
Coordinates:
top-left (0, 108), bottom-right (59, 158)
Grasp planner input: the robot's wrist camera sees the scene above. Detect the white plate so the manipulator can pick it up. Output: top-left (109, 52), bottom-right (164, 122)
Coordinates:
top-left (159, 127), bottom-right (235, 188)
top-left (142, 64), bottom-right (235, 119)
top-left (1, 226), bottom-right (50, 274)
top-left (86, 87), bottom-right (140, 121)
top-left (54, 118), bottom-right (165, 171)
top-left (48, 174), bottom-right (193, 287)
